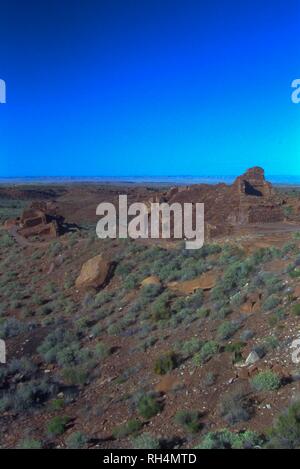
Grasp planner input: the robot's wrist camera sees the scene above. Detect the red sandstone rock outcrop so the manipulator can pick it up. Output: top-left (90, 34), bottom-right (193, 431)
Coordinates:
top-left (141, 276), bottom-right (161, 287)
top-left (167, 271), bottom-right (218, 294)
top-left (75, 254), bottom-right (113, 290)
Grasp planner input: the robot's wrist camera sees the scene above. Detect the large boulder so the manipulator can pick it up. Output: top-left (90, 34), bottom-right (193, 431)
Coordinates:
top-left (141, 276), bottom-right (161, 287)
top-left (75, 254), bottom-right (113, 290)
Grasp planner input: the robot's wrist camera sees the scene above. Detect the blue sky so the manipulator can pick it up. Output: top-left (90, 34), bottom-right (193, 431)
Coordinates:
top-left (0, 0), bottom-right (300, 177)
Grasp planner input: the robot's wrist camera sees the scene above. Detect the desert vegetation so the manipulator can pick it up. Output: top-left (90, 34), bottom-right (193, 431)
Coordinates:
top-left (1, 186), bottom-right (300, 449)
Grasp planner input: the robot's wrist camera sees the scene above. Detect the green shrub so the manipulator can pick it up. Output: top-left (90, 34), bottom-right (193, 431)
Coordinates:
top-left (50, 398), bottom-right (65, 411)
top-left (289, 269), bottom-right (300, 279)
top-left (267, 401), bottom-right (300, 448)
top-left (10, 378), bottom-right (56, 411)
top-left (65, 431), bottom-right (88, 449)
top-left (224, 341), bottom-right (246, 364)
top-left (174, 410), bottom-right (202, 433)
top-left (94, 291), bottom-right (114, 307)
top-left (107, 323), bottom-right (122, 336)
top-left (0, 231), bottom-right (14, 247)
top-left (184, 290), bottom-right (204, 308)
top-left (9, 357), bottom-right (37, 380)
top-left (230, 292), bottom-right (246, 308)
top-left (112, 419), bottom-right (142, 439)
top-left (202, 372), bottom-right (217, 387)
top-left (214, 305), bottom-right (232, 320)
top-left (46, 416), bottom-right (69, 437)
top-left (123, 274), bottom-right (140, 290)
top-left (154, 352), bottom-right (177, 375)
top-left (132, 432), bottom-right (160, 449)
top-left (181, 338), bottom-right (202, 357)
top-left (140, 284), bottom-right (163, 300)
top-left (138, 336), bottom-right (158, 352)
top-left (219, 387), bottom-right (252, 424)
top-left (94, 342), bottom-right (112, 359)
top-left (217, 321), bottom-right (239, 340)
top-left (0, 318), bottom-right (25, 339)
top-left (17, 438), bottom-right (42, 449)
top-left (56, 343), bottom-right (82, 367)
top-left (262, 295), bottom-right (281, 312)
top-left (268, 308), bottom-right (285, 325)
top-left (151, 292), bottom-right (172, 321)
top-left (262, 335), bottom-right (279, 351)
top-left (137, 395), bottom-right (162, 419)
top-left (293, 304), bottom-right (300, 316)
top-left (0, 395), bottom-right (10, 412)
top-left (193, 341), bottom-right (219, 365)
top-left (37, 328), bottom-right (77, 364)
top-left (282, 242), bottom-right (297, 255)
top-left (196, 307), bottom-right (210, 319)
top-left (251, 371), bottom-right (281, 392)
top-left (61, 366), bottom-right (89, 386)
top-left (195, 429), bottom-right (263, 449)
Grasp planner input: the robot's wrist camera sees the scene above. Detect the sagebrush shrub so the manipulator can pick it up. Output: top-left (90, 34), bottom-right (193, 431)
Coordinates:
top-left (132, 432), bottom-right (160, 449)
top-left (174, 410), bottom-right (202, 433)
top-left (137, 395), bottom-right (162, 419)
top-left (193, 341), bottom-right (219, 365)
top-left (220, 387), bottom-right (252, 424)
top-left (154, 352), bottom-right (177, 375)
top-left (46, 416), bottom-right (69, 437)
top-left (112, 419), bottom-right (142, 439)
top-left (195, 429), bottom-right (263, 449)
top-left (267, 401), bottom-right (300, 448)
top-left (251, 371), bottom-right (281, 392)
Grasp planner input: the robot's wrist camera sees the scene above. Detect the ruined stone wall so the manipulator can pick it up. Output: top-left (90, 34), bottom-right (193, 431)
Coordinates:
top-left (21, 209), bottom-right (47, 227)
top-left (19, 220), bottom-right (58, 239)
top-left (247, 205), bottom-right (284, 223)
top-left (144, 167), bottom-right (285, 239)
top-left (234, 167), bottom-right (283, 224)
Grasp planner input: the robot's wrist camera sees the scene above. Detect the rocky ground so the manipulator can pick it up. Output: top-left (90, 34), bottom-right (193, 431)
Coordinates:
top-left (1, 183), bottom-right (300, 449)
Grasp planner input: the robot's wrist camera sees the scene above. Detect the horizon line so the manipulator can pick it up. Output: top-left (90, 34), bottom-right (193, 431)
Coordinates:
top-left (1, 174), bottom-right (300, 179)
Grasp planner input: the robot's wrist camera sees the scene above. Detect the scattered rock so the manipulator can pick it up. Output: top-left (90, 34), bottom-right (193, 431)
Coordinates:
top-left (54, 254), bottom-right (64, 267)
top-left (245, 351), bottom-right (260, 366)
top-left (248, 365), bottom-right (259, 376)
top-left (155, 374), bottom-right (180, 393)
top-left (271, 364), bottom-right (290, 380)
top-left (238, 367), bottom-right (250, 380)
top-left (47, 262), bottom-right (55, 275)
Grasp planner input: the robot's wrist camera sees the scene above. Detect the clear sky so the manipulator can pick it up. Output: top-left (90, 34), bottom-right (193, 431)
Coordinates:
top-left (0, 0), bottom-right (300, 177)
